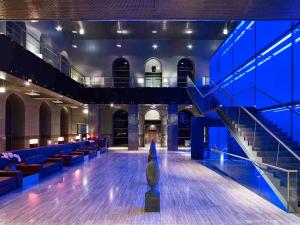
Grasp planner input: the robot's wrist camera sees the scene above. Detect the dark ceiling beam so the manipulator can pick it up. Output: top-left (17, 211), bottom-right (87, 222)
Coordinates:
top-left (0, 0), bottom-right (300, 20)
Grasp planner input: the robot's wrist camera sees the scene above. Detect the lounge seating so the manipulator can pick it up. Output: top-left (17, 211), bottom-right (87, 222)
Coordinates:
top-left (0, 170), bottom-right (23, 196)
top-left (54, 149), bottom-right (84, 166)
top-left (17, 155), bottom-right (63, 178)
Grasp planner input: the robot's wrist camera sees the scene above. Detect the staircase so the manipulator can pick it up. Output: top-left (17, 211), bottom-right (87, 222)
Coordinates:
top-left (187, 78), bottom-right (300, 212)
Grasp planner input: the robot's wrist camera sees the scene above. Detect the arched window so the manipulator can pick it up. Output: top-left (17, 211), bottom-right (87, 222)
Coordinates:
top-left (60, 107), bottom-right (70, 142)
top-left (6, 22), bottom-right (26, 47)
top-left (113, 110), bottom-right (128, 146)
top-left (178, 110), bottom-right (193, 146)
top-left (113, 58), bottom-right (130, 87)
top-left (39, 102), bottom-right (52, 146)
top-left (5, 94), bottom-right (25, 150)
top-left (177, 58), bottom-right (194, 87)
top-left (145, 58), bottom-right (162, 87)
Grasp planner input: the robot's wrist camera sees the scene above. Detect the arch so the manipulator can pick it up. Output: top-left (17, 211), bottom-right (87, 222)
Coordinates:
top-left (145, 58), bottom-right (162, 87)
top-left (177, 58), bottom-right (195, 87)
top-left (112, 110), bottom-right (128, 146)
top-left (145, 109), bottom-right (161, 121)
top-left (6, 22), bottom-right (26, 47)
top-left (178, 110), bottom-right (194, 146)
top-left (39, 102), bottom-right (52, 146)
top-left (5, 94), bottom-right (25, 150)
top-left (60, 107), bottom-right (70, 142)
top-left (112, 57), bottom-right (130, 87)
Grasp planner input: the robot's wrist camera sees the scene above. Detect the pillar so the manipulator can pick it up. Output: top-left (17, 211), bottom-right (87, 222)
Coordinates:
top-left (88, 104), bottom-right (101, 139)
top-left (138, 106), bottom-right (144, 147)
top-left (191, 117), bottom-right (205, 160)
top-left (128, 104), bottom-right (139, 150)
top-left (167, 104), bottom-right (178, 151)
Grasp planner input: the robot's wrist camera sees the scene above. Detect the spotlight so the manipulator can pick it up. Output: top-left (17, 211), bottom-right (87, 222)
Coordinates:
top-left (152, 44), bottom-right (158, 49)
top-left (116, 44), bottom-right (122, 48)
top-left (55, 24), bottom-right (62, 31)
top-left (187, 44), bottom-right (193, 49)
top-left (83, 109), bottom-right (89, 114)
top-left (72, 44), bottom-right (78, 48)
top-left (185, 29), bottom-right (193, 34)
top-left (223, 27), bottom-right (228, 35)
top-left (152, 30), bottom-right (157, 34)
top-left (79, 28), bottom-right (85, 35)
top-left (110, 103), bottom-right (114, 107)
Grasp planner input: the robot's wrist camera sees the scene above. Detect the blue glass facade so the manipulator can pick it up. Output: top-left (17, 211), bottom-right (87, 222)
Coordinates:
top-left (210, 21), bottom-right (300, 143)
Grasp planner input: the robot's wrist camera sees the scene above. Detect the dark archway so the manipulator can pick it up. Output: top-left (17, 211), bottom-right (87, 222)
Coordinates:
top-left (39, 102), bottom-right (52, 146)
top-left (112, 110), bottom-right (128, 146)
top-left (145, 58), bottom-right (162, 87)
top-left (178, 110), bottom-right (193, 146)
top-left (5, 94), bottom-right (25, 151)
top-left (177, 58), bottom-right (194, 87)
top-left (60, 107), bottom-right (69, 142)
top-left (6, 22), bottom-right (26, 47)
top-left (113, 58), bottom-right (130, 87)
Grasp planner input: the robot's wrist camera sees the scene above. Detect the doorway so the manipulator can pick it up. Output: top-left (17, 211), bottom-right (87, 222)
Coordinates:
top-left (144, 109), bottom-right (161, 146)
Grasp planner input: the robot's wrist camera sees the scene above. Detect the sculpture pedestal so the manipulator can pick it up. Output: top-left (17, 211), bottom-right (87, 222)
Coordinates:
top-left (144, 188), bottom-right (160, 212)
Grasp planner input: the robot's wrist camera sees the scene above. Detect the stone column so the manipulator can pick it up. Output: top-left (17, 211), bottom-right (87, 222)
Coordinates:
top-left (191, 117), bottom-right (205, 160)
top-left (128, 104), bottom-right (139, 150)
top-left (88, 104), bottom-right (101, 139)
top-left (0, 94), bottom-right (6, 151)
top-left (138, 106), bottom-right (145, 147)
top-left (161, 110), bottom-right (168, 147)
top-left (167, 104), bottom-right (178, 151)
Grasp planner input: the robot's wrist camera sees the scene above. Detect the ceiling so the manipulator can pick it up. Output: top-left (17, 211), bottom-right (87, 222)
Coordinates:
top-left (0, 0), bottom-right (299, 20)
top-left (62, 21), bottom-right (236, 40)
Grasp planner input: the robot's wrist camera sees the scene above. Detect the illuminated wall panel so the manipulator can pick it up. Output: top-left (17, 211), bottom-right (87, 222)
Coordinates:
top-left (262, 110), bottom-right (292, 136)
top-left (219, 44), bottom-right (233, 80)
top-left (210, 52), bottom-right (219, 83)
top-left (233, 21), bottom-right (255, 70)
top-left (294, 25), bottom-right (300, 101)
top-left (292, 108), bottom-right (300, 143)
top-left (256, 21), bottom-right (292, 52)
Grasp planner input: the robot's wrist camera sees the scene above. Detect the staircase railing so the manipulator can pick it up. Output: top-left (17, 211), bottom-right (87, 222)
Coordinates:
top-left (187, 77), bottom-right (300, 165)
top-left (209, 148), bottom-right (298, 212)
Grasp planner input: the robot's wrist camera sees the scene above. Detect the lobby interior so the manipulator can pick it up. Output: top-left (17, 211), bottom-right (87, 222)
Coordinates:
top-left (1, 1), bottom-right (300, 225)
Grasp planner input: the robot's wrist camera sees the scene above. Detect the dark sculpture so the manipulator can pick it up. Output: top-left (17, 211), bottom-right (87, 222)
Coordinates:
top-left (145, 139), bottom-right (160, 212)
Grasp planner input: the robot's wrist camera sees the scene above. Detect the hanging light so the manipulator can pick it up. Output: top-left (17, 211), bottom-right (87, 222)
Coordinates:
top-left (79, 28), bottom-right (85, 35)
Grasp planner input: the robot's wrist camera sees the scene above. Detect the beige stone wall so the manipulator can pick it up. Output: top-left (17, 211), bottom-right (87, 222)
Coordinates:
top-left (0, 90), bottom-right (85, 152)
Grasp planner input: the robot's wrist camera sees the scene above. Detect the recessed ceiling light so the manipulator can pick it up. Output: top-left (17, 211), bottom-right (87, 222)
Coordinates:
top-left (152, 44), bottom-right (158, 49)
top-left (72, 44), bottom-right (77, 48)
top-left (185, 29), bottom-right (193, 34)
top-left (55, 24), bottom-right (62, 32)
top-left (116, 44), bottom-right (122, 48)
top-left (187, 44), bottom-right (193, 49)
top-left (223, 27), bottom-right (229, 35)
top-left (117, 30), bottom-right (128, 34)
top-left (83, 109), bottom-right (89, 114)
top-left (110, 103), bottom-right (114, 107)
top-left (30, 20), bottom-right (39, 23)
top-left (152, 30), bottom-right (157, 34)
top-left (52, 99), bottom-right (63, 104)
top-left (79, 28), bottom-right (85, 35)
top-left (24, 91), bottom-right (40, 96)
top-left (72, 30), bottom-right (78, 34)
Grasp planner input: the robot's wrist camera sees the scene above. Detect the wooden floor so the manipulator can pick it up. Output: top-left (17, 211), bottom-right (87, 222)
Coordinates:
top-left (0, 150), bottom-right (300, 225)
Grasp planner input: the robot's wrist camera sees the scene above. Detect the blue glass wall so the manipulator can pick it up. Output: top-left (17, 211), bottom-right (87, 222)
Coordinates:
top-left (210, 21), bottom-right (300, 143)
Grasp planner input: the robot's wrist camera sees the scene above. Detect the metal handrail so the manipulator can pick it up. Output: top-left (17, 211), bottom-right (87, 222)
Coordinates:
top-left (256, 87), bottom-right (300, 117)
top-left (210, 148), bottom-right (298, 173)
top-left (187, 77), bottom-right (300, 161)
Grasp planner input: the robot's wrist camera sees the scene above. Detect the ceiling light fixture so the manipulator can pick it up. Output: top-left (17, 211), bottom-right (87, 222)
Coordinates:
top-left (55, 24), bottom-right (62, 32)
top-left (152, 30), bottom-right (157, 34)
top-left (116, 44), bottom-right (122, 48)
top-left (152, 44), bottom-right (158, 49)
top-left (223, 27), bottom-right (229, 35)
top-left (72, 30), bottom-right (78, 34)
top-left (72, 44), bottom-right (78, 48)
top-left (110, 103), bottom-right (114, 107)
top-left (83, 108), bottom-right (89, 114)
top-left (79, 28), bottom-right (85, 35)
top-left (187, 44), bottom-right (193, 49)
top-left (185, 29), bottom-right (193, 34)
top-left (70, 106), bottom-right (79, 109)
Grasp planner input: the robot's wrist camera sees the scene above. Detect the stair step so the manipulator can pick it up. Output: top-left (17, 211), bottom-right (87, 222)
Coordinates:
top-left (262, 156), bottom-right (299, 163)
top-left (256, 151), bottom-right (300, 157)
